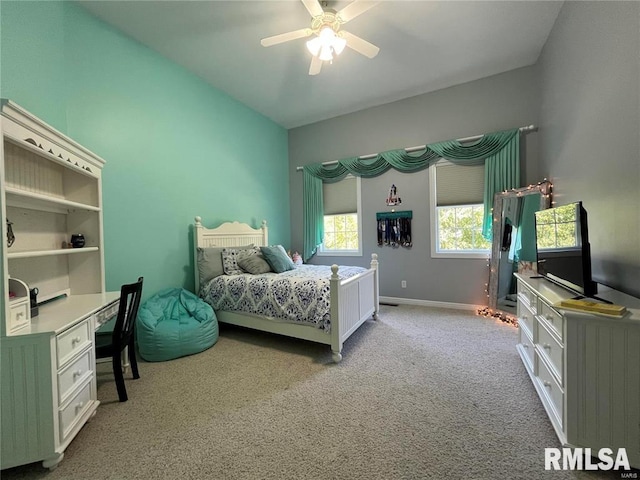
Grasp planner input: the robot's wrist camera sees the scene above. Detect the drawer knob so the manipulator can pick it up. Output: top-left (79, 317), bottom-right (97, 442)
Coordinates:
top-left (72, 336), bottom-right (81, 345)
top-left (546, 315), bottom-right (554, 322)
top-left (16, 312), bottom-right (24, 319)
top-left (75, 401), bottom-right (84, 412)
top-left (543, 381), bottom-right (551, 388)
top-left (543, 343), bottom-right (551, 350)
top-left (523, 344), bottom-right (529, 349)
top-left (73, 369), bottom-right (83, 379)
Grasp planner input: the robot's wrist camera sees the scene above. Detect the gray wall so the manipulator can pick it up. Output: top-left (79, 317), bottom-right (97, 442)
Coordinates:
top-left (289, 66), bottom-right (540, 305)
top-left (538, 1), bottom-right (640, 297)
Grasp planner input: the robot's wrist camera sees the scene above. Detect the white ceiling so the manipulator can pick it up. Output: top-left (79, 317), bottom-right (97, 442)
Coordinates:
top-left (78, 1), bottom-right (563, 129)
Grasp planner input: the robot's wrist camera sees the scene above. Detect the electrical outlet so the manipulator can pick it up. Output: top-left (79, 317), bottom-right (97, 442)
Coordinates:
top-left (401, 280), bottom-right (407, 288)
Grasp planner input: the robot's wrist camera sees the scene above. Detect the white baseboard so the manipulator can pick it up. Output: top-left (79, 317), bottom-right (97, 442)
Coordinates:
top-left (379, 296), bottom-right (483, 312)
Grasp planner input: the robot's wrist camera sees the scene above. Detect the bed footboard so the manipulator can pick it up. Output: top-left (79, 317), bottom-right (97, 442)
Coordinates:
top-left (329, 253), bottom-right (379, 362)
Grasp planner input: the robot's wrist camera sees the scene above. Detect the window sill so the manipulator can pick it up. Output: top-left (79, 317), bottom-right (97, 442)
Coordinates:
top-left (317, 250), bottom-right (363, 257)
top-left (431, 251), bottom-right (490, 259)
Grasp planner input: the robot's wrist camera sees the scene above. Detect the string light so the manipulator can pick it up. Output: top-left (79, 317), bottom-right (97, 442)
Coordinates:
top-left (477, 307), bottom-right (518, 326)
top-left (504, 179), bottom-right (552, 197)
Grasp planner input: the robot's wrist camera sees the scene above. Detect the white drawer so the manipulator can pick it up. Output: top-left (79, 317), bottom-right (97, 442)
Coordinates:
top-left (536, 319), bottom-right (564, 385)
top-left (57, 348), bottom-right (93, 404)
top-left (8, 299), bottom-right (30, 333)
top-left (519, 323), bottom-right (535, 371)
top-left (95, 301), bottom-right (119, 329)
top-left (56, 319), bottom-right (92, 368)
top-left (539, 301), bottom-right (564, 342)
top-left (517, 300), bottom-right (535, 336)
top-left (105, 300), bottom-right (119, 318)
top-left (536, 354), bottom-right (564, 430)
top-left (518, 282), bottom-right (538, 314)
top-left (58, 381), bottom-right (92, 444)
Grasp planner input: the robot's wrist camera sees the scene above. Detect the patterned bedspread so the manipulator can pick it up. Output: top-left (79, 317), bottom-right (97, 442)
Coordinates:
top-left (200, 264), bottom-right (367, 331)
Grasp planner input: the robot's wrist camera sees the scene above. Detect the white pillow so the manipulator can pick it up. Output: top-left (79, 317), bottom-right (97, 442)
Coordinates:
top-left (221, 246), bottom-right (260, 275)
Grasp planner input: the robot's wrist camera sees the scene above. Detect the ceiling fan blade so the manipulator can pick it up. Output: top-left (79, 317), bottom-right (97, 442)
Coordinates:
top-left (301, 0), bottom-right (324, 17)
top-left (341, 31), bottom-right (380, 58)
top-left (261, 28), bottom-right (312, 47)
top-left (337, 1), bottom-right (379, 23)
top-left (309, 55), bottom-right (322, 76)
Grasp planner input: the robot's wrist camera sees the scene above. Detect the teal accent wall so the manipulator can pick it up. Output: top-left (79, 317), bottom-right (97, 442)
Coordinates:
top-left (0, 1), bottom-right (290, 298)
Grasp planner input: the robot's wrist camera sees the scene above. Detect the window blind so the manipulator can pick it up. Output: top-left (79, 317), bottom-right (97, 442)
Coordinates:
top-left (323, 176), bottom-right (357, 215)
top-left (435, 162), bottom-right (485, 206)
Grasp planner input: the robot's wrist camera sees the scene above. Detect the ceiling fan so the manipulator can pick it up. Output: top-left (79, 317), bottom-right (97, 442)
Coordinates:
top-left (260, 0), bottom-right (380, 75)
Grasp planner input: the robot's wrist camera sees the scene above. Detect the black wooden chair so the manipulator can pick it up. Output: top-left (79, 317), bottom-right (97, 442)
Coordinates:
top-left (96, 277), bottom-right (144, 402)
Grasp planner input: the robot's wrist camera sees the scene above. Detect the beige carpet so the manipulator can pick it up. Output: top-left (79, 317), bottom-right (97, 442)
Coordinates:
top-left (2, 305), bottom-right (622, 479)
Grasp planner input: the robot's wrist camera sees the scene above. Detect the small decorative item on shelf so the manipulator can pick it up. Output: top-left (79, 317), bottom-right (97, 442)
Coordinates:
top-left (70, 233), bottom-right (85, 248)
top-left (6, 218), bottom-right (15, 248)
top-left (292, 252), bottom-right (303, 265)
top-left (30, 287), bottom-right (39, 317)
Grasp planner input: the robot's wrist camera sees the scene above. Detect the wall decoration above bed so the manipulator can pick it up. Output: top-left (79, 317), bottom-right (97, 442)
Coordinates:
top-left (386, 184), bottom-right (402, 206)
top-left (192, 217), bottom-right (380, 362)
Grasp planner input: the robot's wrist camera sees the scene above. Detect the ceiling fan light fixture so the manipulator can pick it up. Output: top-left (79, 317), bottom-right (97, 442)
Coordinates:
top-left (333, 36), bottom-right (347, 55)
top-left (306, 26), bottom-right (347, 61)
top-left (261, 0), bottom-right (380, 74)
top-left (306, 36), bottom-right (322, 56)
top-left (319, 45), bottom-right (333, 61)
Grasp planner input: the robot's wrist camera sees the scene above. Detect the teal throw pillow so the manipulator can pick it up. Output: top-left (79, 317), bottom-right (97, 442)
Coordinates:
top-left (260, 245), bottom-right (295, 273)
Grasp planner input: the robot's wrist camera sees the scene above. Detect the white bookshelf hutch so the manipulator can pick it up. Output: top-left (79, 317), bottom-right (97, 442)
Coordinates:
top-left (1, 100), bottom-right (119, 470)
top-left (514, 273), bottom-right (640, 469)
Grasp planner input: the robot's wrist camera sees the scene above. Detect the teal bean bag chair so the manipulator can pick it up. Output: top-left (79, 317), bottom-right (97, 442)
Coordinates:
top-left (136, 288), bottom-right (218, 362)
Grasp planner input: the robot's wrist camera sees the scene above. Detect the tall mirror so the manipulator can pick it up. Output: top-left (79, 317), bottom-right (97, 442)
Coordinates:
top-left (488, 180), bottom-right (552, 315)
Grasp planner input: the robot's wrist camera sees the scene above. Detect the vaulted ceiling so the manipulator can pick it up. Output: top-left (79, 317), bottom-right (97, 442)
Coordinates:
top-left (79, 1), bottom-right (563, 128)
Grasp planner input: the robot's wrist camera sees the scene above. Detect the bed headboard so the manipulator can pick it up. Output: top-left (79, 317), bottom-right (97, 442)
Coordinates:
top-left (194, 216), bottom-right (268, 249)
top-left (193, 216), bottom-right (268, 292)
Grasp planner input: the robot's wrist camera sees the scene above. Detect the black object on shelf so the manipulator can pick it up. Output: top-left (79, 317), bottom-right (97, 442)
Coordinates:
top-left (70, 233), bottom-right (85, 248)
top-left (6, 218), bottom-right (15, 247)
top-left (30, 287), bottom-right (39, 317)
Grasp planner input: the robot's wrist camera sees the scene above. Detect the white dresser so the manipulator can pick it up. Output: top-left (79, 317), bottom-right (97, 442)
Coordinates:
top-left (1, 100), bottom-right (119, 470)
top-left (515, 274), bottom-right (640, 468)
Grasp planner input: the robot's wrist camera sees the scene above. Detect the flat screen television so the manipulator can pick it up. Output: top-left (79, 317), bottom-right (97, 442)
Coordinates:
top-left (534, 201), bottom-right (597, 298)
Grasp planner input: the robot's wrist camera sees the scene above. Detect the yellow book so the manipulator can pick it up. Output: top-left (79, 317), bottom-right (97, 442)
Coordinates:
top-left (558, 298), bottom-right (627, 316)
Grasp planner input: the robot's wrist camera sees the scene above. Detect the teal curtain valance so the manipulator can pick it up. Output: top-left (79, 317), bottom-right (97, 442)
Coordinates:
top-left (302, 128), bottom-right (522, 260)
top-left (428, 129), bottom-right (518, 164)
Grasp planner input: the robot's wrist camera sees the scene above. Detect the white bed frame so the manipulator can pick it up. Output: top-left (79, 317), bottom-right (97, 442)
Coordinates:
top-left (193, 216), bottom-right (379, 362)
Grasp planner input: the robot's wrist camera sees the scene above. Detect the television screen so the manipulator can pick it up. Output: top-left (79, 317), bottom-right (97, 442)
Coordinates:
top-left (534, 201), bottom-right (597, 297)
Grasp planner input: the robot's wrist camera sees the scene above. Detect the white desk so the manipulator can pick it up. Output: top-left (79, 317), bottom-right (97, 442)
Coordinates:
top-left (1, 292), bottom-right (120, 471)
top-left (14, 291), bottom-right (121, 335)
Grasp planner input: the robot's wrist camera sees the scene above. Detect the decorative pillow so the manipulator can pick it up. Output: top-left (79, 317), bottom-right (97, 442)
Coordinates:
top-left (260, 245), bottom-right (296, 274)
top-left (222, 246), bottom-right (259, 275)
top-left (197, 247), bottom-right (225, 285)
top-left (237, 254), bottom-right (272, 275)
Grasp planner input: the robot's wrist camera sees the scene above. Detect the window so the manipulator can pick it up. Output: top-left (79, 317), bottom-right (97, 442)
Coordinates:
top-left (436, 204), bottom-right (490, 251)
top-left (534, 204), bottom-right (578, 249)
top-left (319, 176), bottom-right (362, 256)
top-left (429, 160), bottom-right (490, 258)
top-left (323, 214), bottom-right (359, 250)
